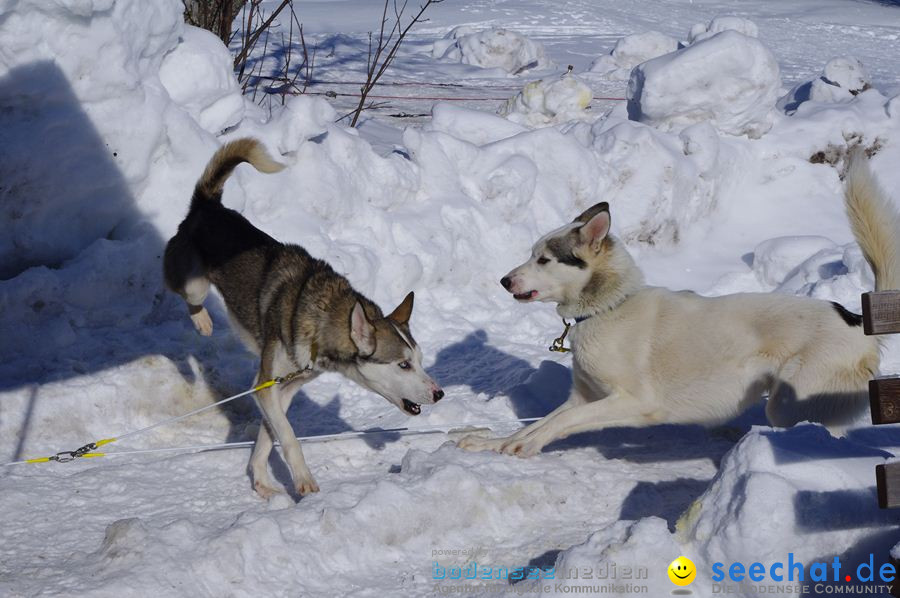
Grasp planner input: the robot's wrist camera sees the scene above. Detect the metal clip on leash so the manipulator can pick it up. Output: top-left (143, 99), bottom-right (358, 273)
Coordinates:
top-left (548, 318), bottom-right (573, 353)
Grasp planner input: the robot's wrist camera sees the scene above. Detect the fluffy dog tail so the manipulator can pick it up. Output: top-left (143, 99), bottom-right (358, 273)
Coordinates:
top-left (844, 150), bottom-right (900, 292)
top-left (192, 138), bottom-right (284, 206)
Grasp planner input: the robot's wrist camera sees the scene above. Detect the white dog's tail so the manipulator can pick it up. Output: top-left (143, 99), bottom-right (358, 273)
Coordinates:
top-left (844, 150), bottom-right (900, 292)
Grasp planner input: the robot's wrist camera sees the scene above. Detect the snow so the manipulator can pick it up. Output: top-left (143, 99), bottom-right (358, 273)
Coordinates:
top-left (628, 29), bottom-right (782, 138)
top-left (500, 73), bottom-right (593, 126)
top-left (589, 31), bottom-right (680, 82)
top-left (159, 25), bottom-right (245, 134)
top-left (688, 16), bottom-right (760, 44)
top-left (434, 26), bottom-right (550, 75)
top-left (3, 0), bottom-right (900, 596)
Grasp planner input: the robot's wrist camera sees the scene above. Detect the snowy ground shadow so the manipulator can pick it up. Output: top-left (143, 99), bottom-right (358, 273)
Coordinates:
top-left (793, 488), bottom-right (898, 532)
top-left (0, 61), bottom-right (264, 457)
top-left (427, 329), bottom-right (571, 419)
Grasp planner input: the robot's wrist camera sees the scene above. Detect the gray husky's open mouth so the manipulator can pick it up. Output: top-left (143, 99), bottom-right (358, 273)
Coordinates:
top-left (514, 290), bottom-right (538, 301)
top-left (402, 399), bottom-right (421, 415)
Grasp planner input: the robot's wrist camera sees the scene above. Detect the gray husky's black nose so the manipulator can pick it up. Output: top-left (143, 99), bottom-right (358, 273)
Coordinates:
top-left (500, 276), bottom-right (512, 290)
top-left (433, 389), bottom-right (444, 402)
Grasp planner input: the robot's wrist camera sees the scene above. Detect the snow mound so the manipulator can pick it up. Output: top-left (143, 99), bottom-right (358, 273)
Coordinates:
top-left (680, 425), bottom-right (895, 573)
top-left (627, 30), bottom-right (781, 138)
top-left (159, 25), bottom-right (245, 134)
top-left (589, 31), bottom-right (679, 81)
top-left (780, 57), bottom-right (872, 112)
top-left (434, 26), bottom-right (549, 74)
top-left (688, 15), bottom-right (759, 44)
top-left (500, 73), bottom-right (593, 126)
top-left (0, 0), bottom-right (187, 278)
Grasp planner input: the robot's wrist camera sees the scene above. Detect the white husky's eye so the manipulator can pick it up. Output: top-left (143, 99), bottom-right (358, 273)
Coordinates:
top-left (536, 256), bottom-right (550, 265)
top-left (398, 361), bottom-right (411, 370)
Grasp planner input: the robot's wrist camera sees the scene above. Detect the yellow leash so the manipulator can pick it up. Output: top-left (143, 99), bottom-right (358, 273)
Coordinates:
top-left (9, 371), bottom-right (306, 467)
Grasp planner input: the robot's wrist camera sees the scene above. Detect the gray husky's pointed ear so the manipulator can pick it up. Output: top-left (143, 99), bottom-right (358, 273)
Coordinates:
top-left (577, 206), bottom-right (611, 253)
top-left (350, 301), bottom-right (376, 356)
top-left (387, 291), bottom-right (414, 326)
top-left (573, 201), bottom-right (610, 224)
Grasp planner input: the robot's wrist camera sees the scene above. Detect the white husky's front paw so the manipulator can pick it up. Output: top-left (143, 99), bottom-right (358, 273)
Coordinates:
top-left (190, 307), bottom-right (213, 336)
top-left (457, 434), bottom-right (506, 453)
top-left (500, 437), bottom-right (544, 458)
top-left (295, 475), bottom-right (320, 496)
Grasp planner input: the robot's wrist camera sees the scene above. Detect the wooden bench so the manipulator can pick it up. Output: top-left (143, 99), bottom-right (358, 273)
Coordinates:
top-left (861, 291), bottom-right (900, 510)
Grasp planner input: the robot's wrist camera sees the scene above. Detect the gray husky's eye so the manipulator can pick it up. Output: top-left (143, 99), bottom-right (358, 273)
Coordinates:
top-left (536, 256), bottom-right (550, 265)
top-left (398, 361), bottom-right (411, 370)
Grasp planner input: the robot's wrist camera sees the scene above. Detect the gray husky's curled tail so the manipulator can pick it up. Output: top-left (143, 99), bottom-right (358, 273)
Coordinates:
top-left (192, 138), bottom-right (284, 206)
top-left (844, 150), bottom-right (900, 293)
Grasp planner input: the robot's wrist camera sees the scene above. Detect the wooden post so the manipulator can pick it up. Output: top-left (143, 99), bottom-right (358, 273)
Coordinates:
top-left (868, 378), bottom-right (900, 425)
top-left (876, 463), bottom-right (900, 509)
top-left (862, 291), bottom-right (900, 335)
top-left (861, 291), bottom-right (900, 513)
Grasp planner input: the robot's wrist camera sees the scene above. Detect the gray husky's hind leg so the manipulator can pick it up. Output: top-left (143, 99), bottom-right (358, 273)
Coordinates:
top-left (163, 232), bottom-right (213, 336)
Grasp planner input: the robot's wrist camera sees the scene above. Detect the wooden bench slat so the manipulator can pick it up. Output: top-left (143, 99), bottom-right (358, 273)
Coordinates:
top-left (862, 291), bottom-right (900, 335)
top-left (876, 462), bottom-right (900, 509)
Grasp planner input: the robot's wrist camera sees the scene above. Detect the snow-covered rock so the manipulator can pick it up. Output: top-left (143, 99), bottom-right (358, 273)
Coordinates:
top-left (500, 73), bottom-right (593, 126)
top-left (589, 31), bottom-right (679, 81)
top-left (434, 26), bottom-right (549, 74)
top-left (159, 25), bottom-right (245, 134)
top-left (627, 30), bottom-right (781, 138)
top-left (688, 16), bottom-right (759, 44)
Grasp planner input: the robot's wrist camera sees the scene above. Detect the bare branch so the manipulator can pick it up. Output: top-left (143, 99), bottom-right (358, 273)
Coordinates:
top-left (349, 0), bottom-right (442, 127)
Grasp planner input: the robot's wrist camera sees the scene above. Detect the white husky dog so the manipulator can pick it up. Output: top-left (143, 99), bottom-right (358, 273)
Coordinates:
top-left (460, 152), bottom-right (898, 457)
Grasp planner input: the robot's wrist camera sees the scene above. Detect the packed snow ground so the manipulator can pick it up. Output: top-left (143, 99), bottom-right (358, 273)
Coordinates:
top-left (1, 0), bottom-right (900, 597)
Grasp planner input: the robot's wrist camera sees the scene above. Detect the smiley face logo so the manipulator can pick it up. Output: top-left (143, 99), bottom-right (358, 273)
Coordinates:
top-left (668, 556), bottom-right (696, 586)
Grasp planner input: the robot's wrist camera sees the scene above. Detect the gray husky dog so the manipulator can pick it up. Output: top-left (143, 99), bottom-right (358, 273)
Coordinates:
top-left (164, 138), bottom-right (443, 497)
top-left (460, 152), bottom-right (897, 457)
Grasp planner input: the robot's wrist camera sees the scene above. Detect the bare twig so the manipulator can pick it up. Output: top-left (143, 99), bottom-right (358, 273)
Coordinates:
top-left (233, 0), bottom-right (291, 70)
top-left (348, 0), bottom-right (443, 127)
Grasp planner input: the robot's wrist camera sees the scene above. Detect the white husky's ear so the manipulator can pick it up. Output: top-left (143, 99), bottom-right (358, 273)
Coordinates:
top-left (578, 208), bottom-right (611, 253)
top-left (573, 201), bottom-right (609, 224)
top-left (350, 301), bottom-right (376, 356)
top-left (387, 291), bottom-right (414, 326)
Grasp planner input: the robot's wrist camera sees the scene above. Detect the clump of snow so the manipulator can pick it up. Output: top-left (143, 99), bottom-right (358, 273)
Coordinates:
top-left (688, 15), bottom-right (759, 44)
top-left (433, 26), bottom-right (549, 74)
top-left (627, 30), bottom-right (781, 138)
top-left (499, 73), bottom-right (593, 126)
top-left (822, 57), bottom-right (871, 94)
top-left (265, 95), bottom-right (337, 154)
top-left (159, 25), bottom-right (245, 134)
top-left (780, 57), bottom-right (872, 112)
top-left (589, 31), bottom-right (679, 81)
